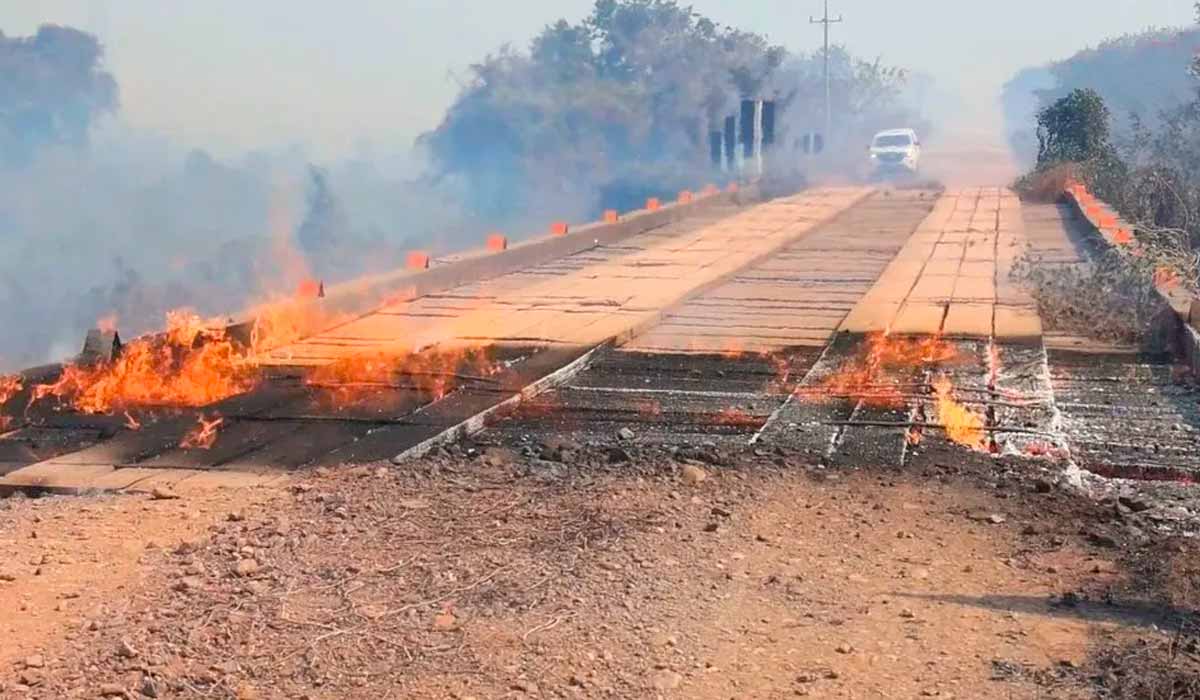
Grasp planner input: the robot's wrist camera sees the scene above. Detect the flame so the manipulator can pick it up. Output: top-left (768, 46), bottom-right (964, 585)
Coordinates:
top-left (263, 182), bottom-right (311, 294)
top-left (305, 345), bottom-right (498, 407)
top-left (720, 338), bottom-right (745, 359)
top-left (96, 314), bottom-right (119, 334)
top-left (515, 395), bottom-right (563, 420)
top-left (0, 374), bottom-right (18, 431)
top-left (28, 290), bottom-right (496, 420)
top-left (932, 375), bottom-right (988, 450)
top-left (33, 311), bottom-right (259, 414)
top-left (0, 374), bottom-right (21, 406)
top-left (248, 301), bottom-right (324, 357)
top-left (296, 278), bottom-right (324, 299)
top-left (766, 354), bottom-right (797, 393)
top-left (1022, 440), bottom-right (1067, 459)
top-left (810, 332), bottom-right (958, 406)
top-left (710, 407), bottom-right (761, 427)
top-left (1154, 267), bottom-right (1180, 290)
top-left (180, 414), bottom-right (224, 449)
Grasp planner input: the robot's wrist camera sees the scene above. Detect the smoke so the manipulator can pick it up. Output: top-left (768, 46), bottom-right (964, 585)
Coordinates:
top-left (296, 166), bottom-right (348, 257)
top-left (0, 25), bottom-right (475, 373)
top-left (1002, 24), bottom-right (1200, 167)
top-left (0, 6), bottom-right (926, 372)
top-left (421, 1), bottom-right (921, 226)
top-left (0, 128), bottom-right (481, 372)
top-left (767, 47), bottom-right (930, 175)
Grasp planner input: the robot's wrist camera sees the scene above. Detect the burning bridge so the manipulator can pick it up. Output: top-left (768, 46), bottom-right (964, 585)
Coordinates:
top-left (1, 183), bottom-right (1197, 494)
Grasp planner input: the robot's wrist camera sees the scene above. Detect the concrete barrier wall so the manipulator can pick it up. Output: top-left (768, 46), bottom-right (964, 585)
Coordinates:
top-left (228, 182), bottom-right (764, 344)
top-left (1062, 184), bottom-right (1200, 366)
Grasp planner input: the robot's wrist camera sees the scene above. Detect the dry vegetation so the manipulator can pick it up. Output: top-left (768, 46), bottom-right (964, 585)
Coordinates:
top-left (1010, 238), bottom-right (1187, 347)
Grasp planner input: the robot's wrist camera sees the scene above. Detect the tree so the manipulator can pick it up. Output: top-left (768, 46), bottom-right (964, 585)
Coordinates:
top-left (1036, 89), bottom-right (1114, 166)
top-left (0, 25), bottom-right (118, 166)
top-left (421, 0), bottom-right (913, 224)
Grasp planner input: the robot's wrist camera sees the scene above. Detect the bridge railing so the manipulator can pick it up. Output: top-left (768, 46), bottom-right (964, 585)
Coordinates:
top-left (1063, 182), bottom-right (1200, 371)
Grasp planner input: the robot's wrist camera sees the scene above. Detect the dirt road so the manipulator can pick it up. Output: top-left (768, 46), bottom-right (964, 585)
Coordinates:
top-left (1, 444), bottom-right (1191, 699)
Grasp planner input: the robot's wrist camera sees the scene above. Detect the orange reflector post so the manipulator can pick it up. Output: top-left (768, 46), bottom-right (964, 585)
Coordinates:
top-left (646, 197), bottom-right (661, 211)
top-left (486, 233), bottom-right (508, 251)
top-left (406, 251), bottom-right (431, 270)
top-left (550, 221), bottom-right (569, 236)
top-left (677, 190), bottom-right (693, 204)
top-left (603, 209), bottom-right (619, 224)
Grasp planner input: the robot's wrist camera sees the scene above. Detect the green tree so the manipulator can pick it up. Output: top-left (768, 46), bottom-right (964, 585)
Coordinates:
top-left (1036, 88), bottom-right (1114, 166)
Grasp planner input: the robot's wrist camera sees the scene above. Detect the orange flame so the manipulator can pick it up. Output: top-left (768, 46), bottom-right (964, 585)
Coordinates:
top-left (296, 278), bottom-right (323, 299)
top-left (720, 338), bottom-right (745, 360)
top-left (33, 311), bottom-right (259, 414)
top-left (96, 314), bottom-right (119, 334)
top-left (932, 375), bottom-right (987, 450)
top-left (813, 333), bottom-right (958, 406)
top-left (247, 300), bottom-right (335, 358)
top-left (1022, 441), bottom-right (1066, 459)
top-left (305, 345), bottom-right (498, 407)
top-left (1154, 267), bottom-right (1180, 290)
top-left (767, 355), bottom-right (791, 391)
top-left (180, 414), bottom-right (224, 449)
top-left (0, 374), bottom-right (21, 406)
top-left (710, 407), bottom-right (761, 427)
top-left (0, 375), bottom-right (19, 431)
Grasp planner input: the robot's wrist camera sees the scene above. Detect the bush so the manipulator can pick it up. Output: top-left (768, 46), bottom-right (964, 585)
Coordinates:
top-left (1013, 162), bottom-right (1080, 203)
top-left (1011, 244), bottom-right (1181, 347)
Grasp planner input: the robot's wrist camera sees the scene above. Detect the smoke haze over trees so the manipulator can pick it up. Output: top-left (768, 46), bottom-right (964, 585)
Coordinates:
top-left (0, 25), bottom-right (456, 372)
top-left (1015, 5), bottom-right (1200, 286)
top-left (421, 0), bottom-right (787, 221)
top-left (1003, 22), bottom-right (1200, 168)
top-left (423, 0), bottom-right (921, 222)
top-left (1, 2), bottom-right (924, 372)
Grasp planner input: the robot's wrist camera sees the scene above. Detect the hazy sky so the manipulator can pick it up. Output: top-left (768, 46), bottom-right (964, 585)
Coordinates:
top-left (6, 0), bottom-right (1196, 157)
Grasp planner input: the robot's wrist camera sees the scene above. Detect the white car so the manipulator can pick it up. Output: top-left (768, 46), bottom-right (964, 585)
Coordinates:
top-left (868, 128), bottom-right (921, 176)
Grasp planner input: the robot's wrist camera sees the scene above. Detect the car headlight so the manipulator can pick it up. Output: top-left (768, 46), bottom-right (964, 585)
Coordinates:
top-left (869, 153), bottom-right (878, 159)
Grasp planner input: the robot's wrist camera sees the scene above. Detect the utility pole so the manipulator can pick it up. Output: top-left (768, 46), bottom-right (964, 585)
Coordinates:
top-left (809, 0), bottom-right (843, 147)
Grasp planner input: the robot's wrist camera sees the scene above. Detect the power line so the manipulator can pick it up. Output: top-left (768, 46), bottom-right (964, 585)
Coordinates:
top-left (809, 0), bottom-right (843, 145)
